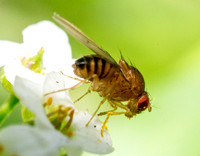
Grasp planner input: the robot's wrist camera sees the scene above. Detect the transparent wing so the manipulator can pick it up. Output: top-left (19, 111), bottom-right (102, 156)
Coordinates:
top-left (53, 13), bottom-right (117, 65)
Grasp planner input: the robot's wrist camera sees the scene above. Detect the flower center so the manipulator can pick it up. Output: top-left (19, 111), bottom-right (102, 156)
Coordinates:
top-left (20, 47), bottom-right (44, 74)
top-left (44, 97), bottom-right (74, 136)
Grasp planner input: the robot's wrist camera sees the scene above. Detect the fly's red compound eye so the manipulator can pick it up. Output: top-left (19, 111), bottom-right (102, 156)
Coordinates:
top-left (138, 95), bottom-right (149, 111)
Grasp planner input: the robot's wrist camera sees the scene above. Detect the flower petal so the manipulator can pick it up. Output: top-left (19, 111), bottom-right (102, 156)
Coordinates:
top-left (22, 21), bottom-right (72, 72)
top-left (43, 72), bottom-right (74, 107)
top-left (69, 111), bottom-right (114, 154)
top-left (0, 125), bottom-right (68, 156)
top-left (13, 76), bottom-right (52, 129)
top-left (4, 60), bottom-right (45, 85)
top-left (0, 41), bottom-right (23, 67)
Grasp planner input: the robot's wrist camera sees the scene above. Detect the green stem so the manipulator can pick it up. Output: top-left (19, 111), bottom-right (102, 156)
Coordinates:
top-left (0, 94), bottom-right (19, 125)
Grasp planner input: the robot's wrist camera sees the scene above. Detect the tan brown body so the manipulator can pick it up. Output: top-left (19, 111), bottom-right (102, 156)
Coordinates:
top-left (73, 55), bottom-right (150, 118)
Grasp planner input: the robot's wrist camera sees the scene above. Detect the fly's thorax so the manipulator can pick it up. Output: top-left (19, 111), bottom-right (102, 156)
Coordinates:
top-left (73, 55), bottom-right (116, 80)
top-left (119, 58), bottom-right (145, 95)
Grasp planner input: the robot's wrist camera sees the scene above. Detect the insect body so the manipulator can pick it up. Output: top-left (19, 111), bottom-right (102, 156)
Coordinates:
top-left (53, 13), bottom-right (152, 136)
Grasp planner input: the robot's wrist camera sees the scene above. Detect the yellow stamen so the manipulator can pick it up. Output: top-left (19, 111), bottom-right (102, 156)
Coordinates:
top-left (66, 131), bottom-right (73, 137)
top-left (46, 97), bottom-right (53, 106)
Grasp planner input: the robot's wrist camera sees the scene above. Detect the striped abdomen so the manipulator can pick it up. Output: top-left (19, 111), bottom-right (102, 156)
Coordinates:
top-left (72, 55), bottom-right (117, 80)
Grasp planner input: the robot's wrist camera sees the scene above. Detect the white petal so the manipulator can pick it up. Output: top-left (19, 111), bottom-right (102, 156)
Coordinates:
top-left (69, 111), bottom-right (114, 154)
top-left (4, 60), bottom-right (45, 85)
top-left (0, 41), bottom-right (23, 67)
top-left (61, 58), bottom-right (83, 89)
top-left (22, 21), bottom-right (72, 72)
top-left (0, 125), bottom-right (68, 156)
top-left (13, 76), bottom-right (52, 129)
top-left (43, 72), bottom-right (74, 108)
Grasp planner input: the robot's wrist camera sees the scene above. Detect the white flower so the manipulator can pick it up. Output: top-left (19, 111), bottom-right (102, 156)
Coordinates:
top-left (0, 21), bottom-right (114, 155)
top-left (0, 125), bottom-right (68, 156)
top-left (0, 72), bottom-right (113, 156)
top-left (0, 20), bottom-right (76, 86)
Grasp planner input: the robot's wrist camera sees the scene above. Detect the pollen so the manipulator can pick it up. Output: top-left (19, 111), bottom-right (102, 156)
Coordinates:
top-left (46, 97), bottom-right (53, 106)
top-left (66, 130), bottom-right (73, 137)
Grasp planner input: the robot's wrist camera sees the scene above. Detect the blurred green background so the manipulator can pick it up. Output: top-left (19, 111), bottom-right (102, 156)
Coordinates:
top-left (1, 0), bottom-right (200, 156)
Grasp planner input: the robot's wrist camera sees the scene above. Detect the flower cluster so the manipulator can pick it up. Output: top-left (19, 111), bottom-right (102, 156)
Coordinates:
top-left (0, 20), bottom-right (113, 156)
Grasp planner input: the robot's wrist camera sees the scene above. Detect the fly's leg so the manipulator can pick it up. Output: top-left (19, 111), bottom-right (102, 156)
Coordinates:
top-left (98, 100), bottom-right (132, 137)
top-left (44, 70), bottom-right (95, 96)
top-left (101, 111), bottom-right (125, 137)
top-left (97, 102), bottom-right (118, 137)
top-left (97, 100), bottom-right (117, 116)
top-left (73, 73), bottom-right (99, 103)
top-left (73, 87), bottom-right (92, 103)
top-left (111, 100), bottom-right (130, 112)
top-left (97, 107), bottom-right (117, 116)
top-left (44, 71), bottom-right (91, 96)
top-left (44, 80), bottom-right (88, 96)
top-left (60, 71), bottom-right (90, 83)
top-left (85, 74), bottom-right (101, 125)
top-left (111, 100), bottom-right (134, 117)
top-left (97, 100), bottom-right (130, 116)
top-left (86, 94), bottom-right (110, 127)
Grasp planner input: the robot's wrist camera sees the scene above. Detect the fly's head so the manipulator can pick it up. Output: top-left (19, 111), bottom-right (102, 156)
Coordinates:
top-left (137, 92), bottom-right (152, 113)
top-left (126, 92), bottom-right (152, 118)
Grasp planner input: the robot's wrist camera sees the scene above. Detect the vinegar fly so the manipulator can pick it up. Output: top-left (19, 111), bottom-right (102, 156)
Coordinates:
top-left (52, 13), bottom-right (152, 137)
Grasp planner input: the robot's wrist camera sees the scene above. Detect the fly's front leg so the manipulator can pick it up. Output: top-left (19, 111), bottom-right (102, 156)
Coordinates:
top-left (101, 111), bottom-right (125, 137)
top-left (97, 100), bottom-right (117, 116)
top-left (99, 100), bottom-right (132, 137)
top-left (44, 80), bottom-right (88, 96)
top-left (60, 71), bottom-right (90, 83)
top-left (111, 100), bottom-right (134, 118)
top-left (44, 72), bottom-right (92, 96)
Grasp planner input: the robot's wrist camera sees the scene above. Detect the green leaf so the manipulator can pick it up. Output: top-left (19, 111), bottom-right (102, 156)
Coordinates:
top-left (0, 66), bottom-right (13, 93)
top-left (0, 94), bottom-right (19, 125)
top-left (60, 148), bottom-right (67, 156)
top-left (21, 105), bottom-right (35, 124)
